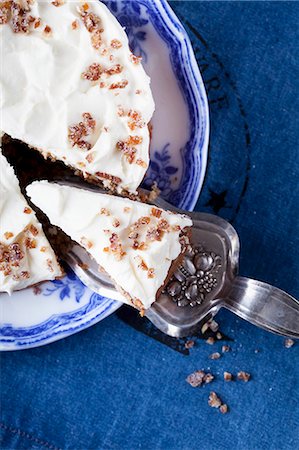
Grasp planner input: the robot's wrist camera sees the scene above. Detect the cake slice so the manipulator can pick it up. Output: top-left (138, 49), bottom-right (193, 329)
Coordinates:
top-left (0, 0), bottom-right (154, 194)
top-left (26, 181), bottom-right (192, 311)
top-left (0, 152), bottom-right (63, 294)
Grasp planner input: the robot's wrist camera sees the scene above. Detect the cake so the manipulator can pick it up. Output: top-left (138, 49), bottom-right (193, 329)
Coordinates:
top-left (26, 181), bottom-right (192, 311)
top-left (0, 151), bottom-right (62, 294)
top-left (0, 0), bottom-right (155, 194)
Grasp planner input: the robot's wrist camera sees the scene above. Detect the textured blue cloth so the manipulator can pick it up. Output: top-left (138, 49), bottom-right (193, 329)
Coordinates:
top-left (1, 1), bottom-right (299, 449)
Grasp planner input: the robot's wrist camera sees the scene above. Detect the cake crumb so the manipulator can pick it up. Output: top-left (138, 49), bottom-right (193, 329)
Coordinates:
top-left (284, 338), bottom-right (295, 348)
top-left (222, 345), bottom-right (230, 353)
top-left (223, 371), bottom-right (233, 381)
top-left (216, 332), bottom-right (222, 340)
top-left (237, 371), bottom-right (251, 382)
top-left (185, 340), bottom-right (195, 350)
top-left (209, 352), bottom-right (221, 360)
top-left (186, 370), bottom-right (214, 388)
top-left (220, 404), bottom-right (228, 414)
top-left (206, 337), bottom-right (215, 345)
top-left (24, 207), bottom-right (32, 214)
top-left (208, 392), bottom-right (222, 408)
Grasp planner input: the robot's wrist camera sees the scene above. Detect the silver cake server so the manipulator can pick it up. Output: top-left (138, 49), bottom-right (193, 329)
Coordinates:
top-left (52, 180), bottom-right (299, 339)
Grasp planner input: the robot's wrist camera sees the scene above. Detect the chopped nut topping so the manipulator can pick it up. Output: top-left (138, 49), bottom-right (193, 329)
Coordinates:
top-left (4, 232), bottom-right (14, 240)
top-left (82, 63), bottom-right (103, 81)
top-left (28, 224), bottom-right (38, 236)
top-left (224, 372), bottom-right (233, 381)
top-left (206, 337), bottom-right (215, 345)
top-left (130, 54), bottom-right (142, 64)
top-left (79, 8), bottom-right (101, 33)
top-left (147, 268), bottom-right (155, 278)
top-left (208, 392), bottom-right (222, 408)
top-left (11, 1), bottom-right (35, 34)
top-left (117, 106), bottom-right (125, 117)
top-left (100, 208), bottom-right (110, 216)
top-left (127, 135), bottom-right (143, 145)
top-left (222, 345), bottom-right (231, 353)
top-left (0, 1), bottom-right (11, 25)
top-left (237, 371), bottom-right (251, 382)
top-left (34, 17), bottom-right (40, 28)
top-left (186, 370), bottom-right (214, 388)
top-left (135, 159), bottom-right (147, 168)
top-left (107, 232), bottom-right (126, 260)
top-left (24, 207), bottom-right (32, 214)
top-left (91, 29), bottom-right (102, 49)
top-left (80, 237), bottom-right (93, 249)
top-left (130, 217), bottom-right (151, 232)
top-left (25, 237), bottom-right (36, 249)
top-left (171, 225), bottom-right (181, 232)
top-left (0, 242), bottom-right (24, 277)
top-left (209, 352), bottom-right (221, 360)
top-left (151, 208), bottom-right (162, 218)
top-left (43, 25), bottom-right (52, 36)
top-left (123, 207), bottom-right (131, 213)
top-left (105, 64), bottom-right (123, 76)
top-left (128, 109), bottom-right (145, 130)
top-left (110, 39), bottom-right (122, 49)
top-left (71, 19), bottom-right (79, 30)
top-left (109, 80), bottom-right (128, 90)
top-left (112, 218), bottom-right (120, 228)
top-left (85, 152), bottom-right (95, 163)
top-left (145, 219), bottom-right (169, 243)
top-left (40, 246), bottom-right (47, 252)
top-left (135, 89), bottom-right (141, 95)
top-left (134, 255), bottom-right (148, 271)
top-left (137, 242), bottom-right (148, 251)
top-left (116, 140), bottom-right (137, 164)
top-left (128, 230), bottom-right (139, 240)
top-left (20, 270), bottom-right (30, 279)
top-left (284, 338), bottom-right (295, 348)
top-left (47, 259), bottom-right (54, 272)
top-left (68, 112), bottom-right (96, 150)
top-left (52, 0), bottom-right (64, 6)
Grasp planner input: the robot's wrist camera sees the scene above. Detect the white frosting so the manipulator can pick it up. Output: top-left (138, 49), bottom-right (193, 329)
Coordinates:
top-left (0, 0), bottom-right (155, 193)
top-left (27, 181), bottom-right (192, 309)
top-left (0, 152), bottom-right (62, 294)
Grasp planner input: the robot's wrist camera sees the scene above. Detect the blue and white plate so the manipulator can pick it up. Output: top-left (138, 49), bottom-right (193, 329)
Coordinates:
top-left (0, 0), bottom-right (209, 350)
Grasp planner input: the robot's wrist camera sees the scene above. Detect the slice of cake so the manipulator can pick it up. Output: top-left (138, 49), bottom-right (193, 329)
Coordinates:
top-left (0, 0), bottom-right (154, 194)
top-left (0, 152), bottom-right (62, 294)
top-left (26, 181), bottom-right (192, 311)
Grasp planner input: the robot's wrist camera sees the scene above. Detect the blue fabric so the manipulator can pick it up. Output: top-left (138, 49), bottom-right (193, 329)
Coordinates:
top-left (1, 1), bottom-right (299, 449)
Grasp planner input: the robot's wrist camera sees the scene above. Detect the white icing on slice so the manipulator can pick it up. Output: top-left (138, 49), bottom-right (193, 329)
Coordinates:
top-left (0, 0), bottom-right (155, 193)
top-left (27, 181), bottom-right (192, 309)
top-left (0, 152), bottom-right (62, 294)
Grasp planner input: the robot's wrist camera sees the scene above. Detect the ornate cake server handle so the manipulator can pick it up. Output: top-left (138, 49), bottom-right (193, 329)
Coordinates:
top-left (223, 276), bottom-right (299, 338)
